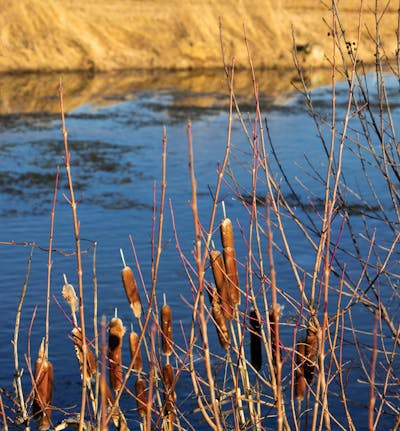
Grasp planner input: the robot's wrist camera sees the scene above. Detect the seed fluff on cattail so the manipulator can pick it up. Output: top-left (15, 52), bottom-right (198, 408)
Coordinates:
top-left (62, 274), bottom-right (78, 327)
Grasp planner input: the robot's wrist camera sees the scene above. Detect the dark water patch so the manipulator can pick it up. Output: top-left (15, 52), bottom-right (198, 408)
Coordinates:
top-left (0, 112), bottom-right (59, 132)
top-left (89, 192), bottom-right (152, 210)
top-left (241, 192), bottom-right (382, 215)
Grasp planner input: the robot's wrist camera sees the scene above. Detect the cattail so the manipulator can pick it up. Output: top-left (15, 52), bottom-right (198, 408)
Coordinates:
top-left (135, 378), bottom-right (147, 418)
top-left (163, 364), bottom-right (176, 430)
top-left (108, 317), bottom-right (125, 392)
top-left (220, 215), bottom-right (240, 306)
top-left (161, 303), bottom-right (173, 356)
top-left (71, 327), bottom-right (97, 381)
top-left (249, 309), bottom-right (262, 371)
top-left (269, 309), bottom-right (280, 367)
top-left (209, 250), bottom-right (233, 320)
top-left (120, 249), bottom-right (141, 319)
top-left (210, 287), bottom-right (230, 349)
top-left (129, 330), bottom-right (143, 372)
top-left (220, 217), bottom-right (235, 249)
top-left (295, 340), bottom-right (306, 400)
top-left (223, 247), bottom-right (240, 306)
top-left (304, 322), bottom-right (318, 384)
top-left (162, 364), bottom-right (176, 411)
top-left (62, 274), bottom-right (78, 326)
top-left (32, 340), bottom-right (53, 431)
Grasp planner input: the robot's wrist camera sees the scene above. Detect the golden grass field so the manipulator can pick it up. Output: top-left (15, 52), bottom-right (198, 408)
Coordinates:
top-left (0, 0), bottom-right (398, 72)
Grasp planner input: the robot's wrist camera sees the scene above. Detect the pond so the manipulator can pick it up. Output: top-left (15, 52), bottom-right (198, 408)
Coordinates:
top-left (0, 68), bottom-right (398, 430)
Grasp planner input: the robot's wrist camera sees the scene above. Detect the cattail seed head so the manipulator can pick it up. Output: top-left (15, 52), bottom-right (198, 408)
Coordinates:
top-left (32, 341), bottom-right (54, 431)
top-left (223, 246), bottom-right (240, 306)
top-left (249, 309), bottom-right (262, 371)
top-left (108, 317), bottom-right (125, 391)
top-left (71, 327), bottom-right (96, 380)
top-left (304, 322), bottom-right (318, 384)
top-left (295, 340), bottom-right (306, 400)
top-left (161, 304), bottom-right (173, 356)
top-left (135, 378), bottom-right (147, 418)
top-left (163, 364), bottom-right (176, 410)
top-left (220, 218), bottom-right (235, 249)
top-left (209, 250), bottom-right (233, 319)
top-left (129, 330), bottom-right (143, 372)
top-left (210, 288), bottom-right (230, 349)
top-left (121, 266), bottom-right (141, 319)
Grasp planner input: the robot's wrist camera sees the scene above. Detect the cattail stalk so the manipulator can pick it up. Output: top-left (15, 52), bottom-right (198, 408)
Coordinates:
top-left (32, 340), bottom-right (53, 431)
top-left (209, 250), bottom-right (233, 319)
top-left (108, 317), bottom-right (125, 392)
top-left (120, 249), bottom-right (142, 319)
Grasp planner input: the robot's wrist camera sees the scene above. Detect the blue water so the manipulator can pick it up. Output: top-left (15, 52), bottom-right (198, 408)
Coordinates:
top-left (0, 70), bottom-right (398, 430)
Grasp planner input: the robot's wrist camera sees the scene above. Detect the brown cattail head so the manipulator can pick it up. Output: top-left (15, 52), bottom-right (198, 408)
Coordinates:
top-left (71, 327), bottom-right (97, 381)
top-left (210, 288), bottom-right (230, 349)
top-left (162, 364), bottom-right (176, 411)
top-left (249, 309), bottom-right (262, 371)
top-left (121, 266), bottom-right (141, 319)
top-left (269, 309), bottom-right (281, 366)
top-left (304, 321), bottom-right (318, 384)
top-left (223, 246), bottom-right (240, 306)
top-left (209, 250), bottom-right (233, 320)
top-left (32, 340), bottom-right (54, 431)
top-left (135, 378), bottom-right (147, 418)
top-left (220, 217), bottom-right (235, 249)
top-left (108, 317), bottom-right (125, 391)
top-left (161, 304), bottom-right (173, 356)
top-left (295, 340), bottom-right (306, 400)
top-left (129, 330), bottom-right (143, 372)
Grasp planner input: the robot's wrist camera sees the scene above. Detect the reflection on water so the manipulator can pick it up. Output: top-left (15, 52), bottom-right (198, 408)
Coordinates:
top-left (0, 68), bottom-right (334, 115)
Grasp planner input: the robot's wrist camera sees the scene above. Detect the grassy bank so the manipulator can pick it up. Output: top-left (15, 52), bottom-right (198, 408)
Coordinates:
top-left (0, 0), bottom-right (398, 72)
